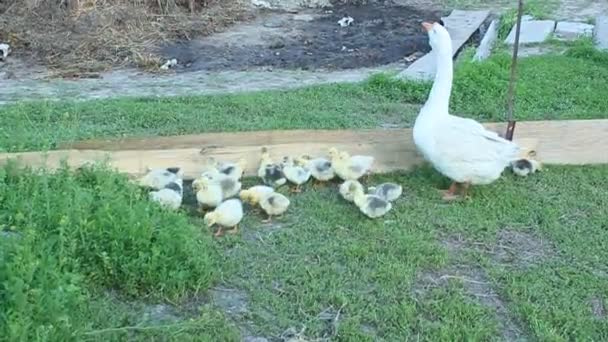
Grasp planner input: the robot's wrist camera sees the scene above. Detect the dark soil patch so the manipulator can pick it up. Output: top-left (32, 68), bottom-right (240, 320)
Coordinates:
top-left (140, 304), bottom-right (181, 324)
top-left (0, 0), bottom-right (248, 72)
top-left (209, 287), bottom-right (279, 341)
top-left (491, 229), bottom-right (556, 269)
top-left (414, 232), bottom-right (540, 340)
top-left (439, 229), bottom-right (556, 270)
top-left (438, 233), bottom-right (469, 255)
top-left (101, 291), bottom-right (209, 327)
top-left (210, 287), bottom-right (250, 317)
top-left (242, 221), bottom-right (287, 243)
top-left (243, 337), bottom-right (270, 342)
top-left (161, 3), bottom-right (444, 71)
top-left (589, 296), bottom-right (607, 319)
top-left (413, 264), bottom-right (529, 341)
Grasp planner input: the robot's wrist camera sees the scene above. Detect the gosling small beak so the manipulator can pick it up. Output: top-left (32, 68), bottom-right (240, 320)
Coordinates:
top-left (422, 22), bottom-right (434, 32)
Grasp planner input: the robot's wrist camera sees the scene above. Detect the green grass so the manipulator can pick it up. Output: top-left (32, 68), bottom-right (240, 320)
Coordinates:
top-left (211, 165), bottom-right (608, 340)
top-left (443, 0), bottom-right (559, 17)
top-left (496, 0), bottom-right (561, 40)
top-left (2, 34), bottom-right (608, 340)
top-left (370, 47), bottom-right (608, 121)
top-left (0, 164), bottom-right (238, 341)
top-left (1, 44), bottom-right (608, 152)
top-left (3, 163), bottom-right (607, 340)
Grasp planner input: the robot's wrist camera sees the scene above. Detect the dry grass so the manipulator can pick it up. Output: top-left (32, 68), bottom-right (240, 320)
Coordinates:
top-left (0, 0), bottom-right (250, 72)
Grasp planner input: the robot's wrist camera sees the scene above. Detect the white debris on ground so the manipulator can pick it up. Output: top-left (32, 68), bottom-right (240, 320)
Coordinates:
top-left (397, 10), bottom-right (490, 81)
top-left (0, 43), bottom-right (10, 61)
top-left (473, 19), bottom-right (499, 62)
top-left (160, 59), bottom-right (177, 70)
top-left (404, 51), bottom-right (424, 63)
top-left (471, 12), bottom-right (608, 61)
top-left (251, 0), bottom-right (272, 9)
top-left (594, 16), bottom-right (608, 50)
top-left (555, 21), bottom-right (594, 40)
top-left (505, 20), bottom-right (556, 45)
top-left (521, 15), bottom-right (534, 22)
top-left (337, 16), bottom-right (354, 27)
top-left (251, 0), bottom-right (331, 10)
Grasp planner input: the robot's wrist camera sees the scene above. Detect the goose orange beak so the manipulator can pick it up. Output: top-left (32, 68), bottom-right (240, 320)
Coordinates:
top-left (422, 22), bottom-right (434, 32)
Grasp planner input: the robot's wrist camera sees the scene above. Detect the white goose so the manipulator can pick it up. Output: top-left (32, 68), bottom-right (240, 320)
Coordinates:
top-left (413, 21), bottom-right (521, 200)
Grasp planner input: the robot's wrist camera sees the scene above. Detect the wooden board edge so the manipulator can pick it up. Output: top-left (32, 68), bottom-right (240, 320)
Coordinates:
top-left (2, 119), bottom-right (607, 180)
top-left (57, 119), bottom-right (608, 152)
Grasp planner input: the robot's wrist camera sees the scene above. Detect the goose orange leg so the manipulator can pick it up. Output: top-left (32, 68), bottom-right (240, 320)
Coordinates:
top-left (441, 182), bottom-right (461, 201)
top-left (461, 182), bottom-right (472, 199)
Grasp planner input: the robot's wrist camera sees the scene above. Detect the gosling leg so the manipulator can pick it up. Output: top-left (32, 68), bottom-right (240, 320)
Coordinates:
top-left (461, 182), bottom-right (472, 199)
top-left (214, 226), bottom-right (224, 237)
top-left (363, 172), bottom-right (370, 183)
top-left (262, 215), bottom-right (272, 224)
top-left (227, 224), bottom-right (239, 234)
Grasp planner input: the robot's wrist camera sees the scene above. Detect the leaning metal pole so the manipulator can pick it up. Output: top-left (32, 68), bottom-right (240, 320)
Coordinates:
top-left (505, 0), bottom-right (524, 141)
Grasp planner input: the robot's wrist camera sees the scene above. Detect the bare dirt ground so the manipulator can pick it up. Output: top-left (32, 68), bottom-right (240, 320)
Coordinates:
top-left (413, 230), bottom-right (557, 342)
top-left (554, 0), bottom-right (608, 21)
top-left (160, 3), bottom-right (443, 71)
top-left (0, 0), bottom-right (249, 72)
top-left (0, 65), bottom-right (403, 105)
top-left (1, 1), bottom-right (443, 78)
top-left (0, 1), bottom-right (445, 104)
top-left (1, 0), bottom-right (606, 104)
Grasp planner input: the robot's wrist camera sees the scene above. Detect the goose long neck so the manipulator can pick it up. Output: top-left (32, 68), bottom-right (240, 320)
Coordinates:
top-left (425, 45), bottom-right (453, 113)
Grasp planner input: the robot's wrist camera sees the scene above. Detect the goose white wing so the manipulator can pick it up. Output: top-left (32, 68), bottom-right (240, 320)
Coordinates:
top-left (435, 116), bottom-right (520, 163)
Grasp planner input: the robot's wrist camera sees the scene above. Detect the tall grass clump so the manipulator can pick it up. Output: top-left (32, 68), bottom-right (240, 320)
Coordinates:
top-left (0, 163), bottom-right (217, 341)
top-left (496, 0), bottom-right (560, 39)
top-left (364, 43), bottom-right (608, 121)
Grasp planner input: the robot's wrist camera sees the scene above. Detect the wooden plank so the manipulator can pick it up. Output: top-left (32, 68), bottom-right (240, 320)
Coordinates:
top-left (397, 10), bottom-right (490, 81)
top-left (505, 20), bottom-right (556, 45)
top-left (474, 19), bottom-right (499, 62)
top-left (3, 133), bottom-right (422, 180)
top-left (59, 130), bottom-right (403, 151)
top-left (1, 119), bottom-right (607, 180)
top-left (595, 16), bottom-right (608, 51)
top-left (510, 119), bottom-right (608, 165)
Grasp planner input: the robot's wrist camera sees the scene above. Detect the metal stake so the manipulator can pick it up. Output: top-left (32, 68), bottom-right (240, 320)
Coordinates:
top-left (505, 0), bottom-right (524, 141)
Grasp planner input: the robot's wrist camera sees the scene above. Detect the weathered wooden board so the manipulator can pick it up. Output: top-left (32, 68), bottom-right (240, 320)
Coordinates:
top-left (474, 19), bottom-right (499, 62)
top-left (595, 16), bottom-right (608, 51)
top-left (1, 119), bottom-right (607, 180)
top-left (397, 10), bottom-right (490, 80)
top-left (4, 132), bottom-right (422, 180)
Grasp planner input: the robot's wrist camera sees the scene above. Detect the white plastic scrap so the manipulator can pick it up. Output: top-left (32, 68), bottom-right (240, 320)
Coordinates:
top-left (160, 58), bottom-right (177, 70)
top-left (0, 43), bottom-right (10, 61)
top-left (251, 0), bottom-right (272, 9)
top-left (337, 16), bottom-right (354, 27)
